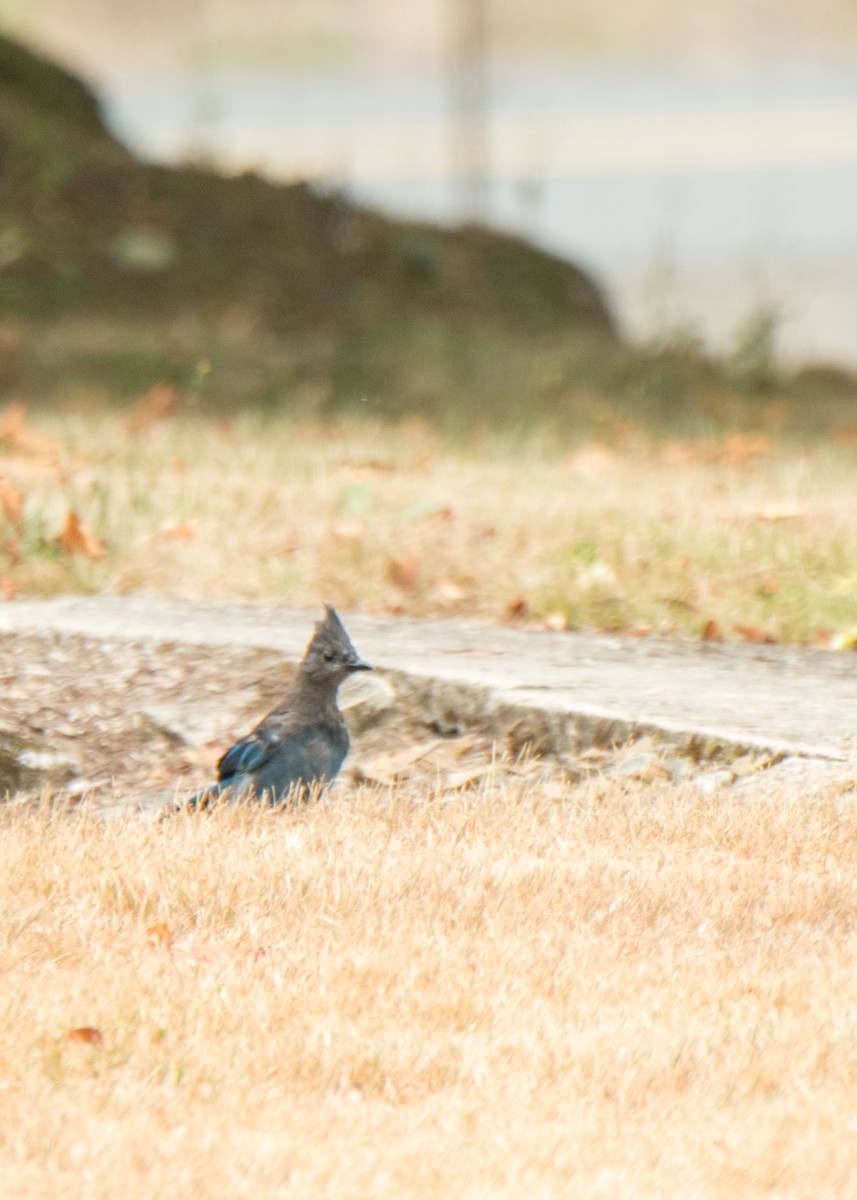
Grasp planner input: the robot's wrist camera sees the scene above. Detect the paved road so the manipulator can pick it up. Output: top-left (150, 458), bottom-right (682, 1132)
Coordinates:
top-left (0, 596), bottom-right (853, 763)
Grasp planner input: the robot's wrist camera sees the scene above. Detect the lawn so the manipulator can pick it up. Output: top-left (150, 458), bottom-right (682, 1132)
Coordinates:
top-left (2, 779), bottom-right (857, 1197)
top-left (3, 400), bottom-right (857, 1198)
top-left (1, 400), bottom-right (857, 645)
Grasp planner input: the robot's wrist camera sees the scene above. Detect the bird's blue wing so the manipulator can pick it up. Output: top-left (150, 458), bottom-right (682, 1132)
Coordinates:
top-left (217, 721), bottom-right (282, 782)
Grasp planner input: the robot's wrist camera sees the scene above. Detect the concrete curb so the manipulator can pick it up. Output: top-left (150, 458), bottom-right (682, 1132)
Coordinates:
top-left (0, 596), bottom-right (853, 766)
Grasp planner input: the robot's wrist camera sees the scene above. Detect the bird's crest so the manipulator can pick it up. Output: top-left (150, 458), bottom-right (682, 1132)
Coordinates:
top-left (312, 604), bottom-right (352, 652)
top-left (299, 604), bottom-right (370, 677)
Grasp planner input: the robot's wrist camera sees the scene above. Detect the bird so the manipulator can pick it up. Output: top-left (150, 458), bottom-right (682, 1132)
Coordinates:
top-left (178, 605), bottom-right (371, 810)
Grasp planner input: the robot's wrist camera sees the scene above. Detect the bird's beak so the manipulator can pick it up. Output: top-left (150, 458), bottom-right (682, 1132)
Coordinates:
top-left (349, 656), bottom-right (373, 672)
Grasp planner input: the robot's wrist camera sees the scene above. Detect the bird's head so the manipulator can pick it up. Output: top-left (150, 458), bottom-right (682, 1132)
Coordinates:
top-left (301, 604), bottom-right (372, 686)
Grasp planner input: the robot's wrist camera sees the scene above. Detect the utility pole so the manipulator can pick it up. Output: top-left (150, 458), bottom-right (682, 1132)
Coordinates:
top-left (449, 0), bottom-right (490, 225)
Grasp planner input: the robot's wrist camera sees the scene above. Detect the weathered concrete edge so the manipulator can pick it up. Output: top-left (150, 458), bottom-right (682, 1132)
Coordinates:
top-left (0, 598), bottom-right (845, 765)
top-left (382, 669), bottom-right (845, 764)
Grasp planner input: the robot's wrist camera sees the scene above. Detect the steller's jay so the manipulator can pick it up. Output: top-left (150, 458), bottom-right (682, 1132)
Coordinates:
top-left (179, 605), bottom-right (371, 810)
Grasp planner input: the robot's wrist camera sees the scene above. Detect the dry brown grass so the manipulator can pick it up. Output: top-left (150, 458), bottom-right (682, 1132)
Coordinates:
top-left (3, 407), bottom-right (857, 644)
top-left (3, 777), bottom-right (857, 1197)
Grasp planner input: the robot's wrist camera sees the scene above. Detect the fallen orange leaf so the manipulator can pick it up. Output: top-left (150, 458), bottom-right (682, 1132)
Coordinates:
top-left (542, 611), bottom-right (569, 631)
top-left (54, 510), bottom-right (105, 559)
top-left (387, 553), bottom-right (422, 590)
top-left (735, 623), bottom-right (779, 644)
top-left (701, 618), bottom-right (723, 642)
top-left (67, 1026), bottom-right (103, 1046)
top-left (146, 921), bottom-right (174, 948)
top-left (503, 596), bottom-right (529, 622)
top-left (157, 519), bottom-right (197, 540)
top-left (0, 577), bottom-right (14, 600)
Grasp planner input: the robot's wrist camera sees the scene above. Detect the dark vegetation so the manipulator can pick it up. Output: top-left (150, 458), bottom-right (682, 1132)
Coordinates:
top-left (0, 32), bottom-right (855, 432)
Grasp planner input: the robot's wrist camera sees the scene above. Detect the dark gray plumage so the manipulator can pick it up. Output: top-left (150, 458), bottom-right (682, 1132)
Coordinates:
top-left (181, 606), bottom-right (370, 810)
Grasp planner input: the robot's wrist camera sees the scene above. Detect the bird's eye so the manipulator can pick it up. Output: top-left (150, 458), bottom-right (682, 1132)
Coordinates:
top-left (323, 651), bottom-right (335, 663)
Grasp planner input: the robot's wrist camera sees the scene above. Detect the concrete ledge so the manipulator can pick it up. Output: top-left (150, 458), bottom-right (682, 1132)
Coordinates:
top-left (0, 596), bottom-right (853, 765)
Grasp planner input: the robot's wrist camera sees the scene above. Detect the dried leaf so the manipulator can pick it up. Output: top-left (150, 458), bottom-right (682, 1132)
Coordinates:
top-left (542, 611), bottom-right (569, 632)
top-left (627, 622), bottom-right (652, 637)
top-left (701, 618), bottom-right (723, 642)
top-left (0, 577), bottom-right (15, 600)
top-left (387, 553), bottom-right (422, 590)
top-left (735, 623), bottom-right (778, 644)
top-left (67, 1026), bottom-right (103, 1046)
top-left (146, 921), bottom-right (174, 948)
top-left (54, 510), bottom-right (105, 559)
top-left (503, 596), bottom-right (529, 622)
top-left (0, 477), bottom-right (23, 527)
top-left (124, 383), bottom-right (180, 433)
